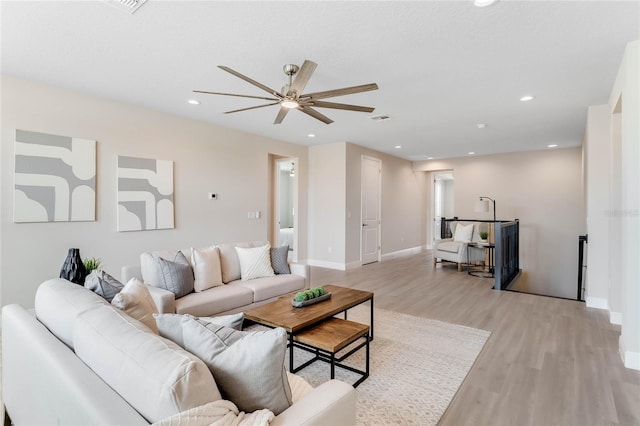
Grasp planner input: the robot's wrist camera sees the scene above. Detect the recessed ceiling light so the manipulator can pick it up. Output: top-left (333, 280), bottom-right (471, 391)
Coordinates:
top-left (474, 0), bottom-right (498, 7)
top-left (547, 144), bottom-right (558, 148)
top-left (307, 134), bottom-right (316, 138)
top-left (468, 152), bottom-right (475, 155)
top-left (520, 95), bottom-right (535, 102)
top-left (394, 145), bottom-right (402, 149)
top-left (187, 99), bottom-right (200, 105)
top-left (427, 157), bottom-right (434, 160)
top-left (477, 123), bottom-right (487, 129)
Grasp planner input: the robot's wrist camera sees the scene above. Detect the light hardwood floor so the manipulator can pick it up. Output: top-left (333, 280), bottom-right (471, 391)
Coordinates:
top-left (310, 251), bottom-right (640, 426)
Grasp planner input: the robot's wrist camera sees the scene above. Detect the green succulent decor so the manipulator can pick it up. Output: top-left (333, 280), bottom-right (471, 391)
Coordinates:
top-left (83, 257), bottom-right (102, 273)
top-left (479, 231), bottom-right (489, 240)
top-left (294, 286), bottom-right (327, 302)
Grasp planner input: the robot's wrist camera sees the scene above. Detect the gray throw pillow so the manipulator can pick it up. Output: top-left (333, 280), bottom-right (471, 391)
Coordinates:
top-left (155, 312), bottom-right (245, 347)
top-left (156, 251), bottom-right (194, 298)
top-left (181, 318), bottom-right (292, 415)
top-left (270, 245), bottom-right (291, 275)
top-left (84, 270), bottom-right (124, 302)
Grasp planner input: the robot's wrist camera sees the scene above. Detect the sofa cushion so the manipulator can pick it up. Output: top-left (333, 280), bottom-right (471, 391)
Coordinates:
top-left (111, 278), bottom-right (159, 333)
top-left (175, 284), bottom-right (254, 317)
top-left (436, 241), bottom-right (463, 254)
top-left (218, 241), bottom-right (267, 283)
top-left (230, 274), bottom-right (305, 303)
top-left (73, 304), bottom-right (221, 423)
top-left (181, 318), bottom-right (292, 415)
top-left (271, 245), bottom-right (291, 275)
top-left (156, 251), bottom-right (194, 298)
top-left (236, 244), bottom-right (275, 281)
top-left (155, 312), bottom-right (245, 347)
top-left (84, 270), bottom-right (124, 302)
top-left (34, 278), bottom-right (109, 349)
top-left (191, 246), bottom-right (223, 292)
top-left (140, 248), bottom-right (191, 287)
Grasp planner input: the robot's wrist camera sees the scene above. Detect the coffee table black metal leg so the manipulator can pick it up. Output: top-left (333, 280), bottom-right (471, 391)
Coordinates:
top-left (370, 296), bottom-right (374, 340)
top-left (289, 333), bottom-right (294, 372)
top-left (330, 352), bottom-right (335, 379)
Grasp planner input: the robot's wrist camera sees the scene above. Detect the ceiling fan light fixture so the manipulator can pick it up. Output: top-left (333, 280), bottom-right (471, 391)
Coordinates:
top-left (281, 99), bottom-right (299, 109)
top-left (474, 0), bottom-right (497, 7)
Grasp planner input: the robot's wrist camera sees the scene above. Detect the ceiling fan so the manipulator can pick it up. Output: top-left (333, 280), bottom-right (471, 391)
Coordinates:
top-left (193, 60), bottom-right (378, 125)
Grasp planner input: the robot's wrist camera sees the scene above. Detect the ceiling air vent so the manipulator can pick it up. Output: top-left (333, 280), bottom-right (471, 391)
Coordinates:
top-left (104, 0), bottom-right (148, 14)
top-left (370, 114), bottom-right (391, 122)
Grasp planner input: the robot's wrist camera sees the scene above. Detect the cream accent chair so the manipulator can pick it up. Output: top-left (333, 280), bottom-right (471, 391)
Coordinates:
top-left (433, 221), bottom-right (487, 271)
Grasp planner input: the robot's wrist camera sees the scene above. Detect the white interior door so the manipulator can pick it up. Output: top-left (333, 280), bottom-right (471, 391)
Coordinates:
top-left (361, 156), bottom-right (381, 265)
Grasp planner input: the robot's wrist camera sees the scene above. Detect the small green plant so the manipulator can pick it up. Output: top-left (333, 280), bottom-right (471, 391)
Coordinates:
top-left (83, 257), bottom-right (102, 273)
top-left (294, 286), bottom-right (327, 302)
top-left (480, 231), bottom-right (489, 240)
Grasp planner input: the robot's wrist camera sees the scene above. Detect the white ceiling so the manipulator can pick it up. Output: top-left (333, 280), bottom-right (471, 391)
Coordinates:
top-left (2, 1), bottom-right (638, 161)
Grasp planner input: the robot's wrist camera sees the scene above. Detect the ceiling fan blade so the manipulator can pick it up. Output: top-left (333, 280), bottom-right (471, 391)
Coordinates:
top-left (289, 60), bottom-right (317, 97)
top-left (224, 102), bottom-right (280, 114)
top-left (193, 90), bottom-right (278, 101)
top-left (274, 106), bottom-right (290, 124)
top-left (301, 83), bottom-right (379, 100)
top-left (298, 105), bottom-right (334, 124)
top-left (218, 65), bottom-right (281, 98)
top-left (303, 100), bottom-right (375, 113)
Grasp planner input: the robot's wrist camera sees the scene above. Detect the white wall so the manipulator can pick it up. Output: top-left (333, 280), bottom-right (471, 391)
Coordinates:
top-left (414, 148), bottom-right (584, 299)
top-left (0, 76), bottom-right (308, 308)
top-left (307, 143), bottom-right (346, 268)
top-left (583, 105), bottom-right (612, 309)
top-left (608, 40), bottom-right (640, 370)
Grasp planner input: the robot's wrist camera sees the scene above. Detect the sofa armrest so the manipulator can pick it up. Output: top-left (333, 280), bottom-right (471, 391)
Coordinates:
top-left (288, 263), bottom-right (310, 289)
top-left (272, 379), bottom-right (355, 426)
top-left (146, 285), bottom-right (176, 314)
top-left (121, 264), bottom-right (142, 283)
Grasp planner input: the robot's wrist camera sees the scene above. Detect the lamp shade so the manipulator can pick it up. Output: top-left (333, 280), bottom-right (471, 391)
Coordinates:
top-left (474, 199), bottom-right (490, 213)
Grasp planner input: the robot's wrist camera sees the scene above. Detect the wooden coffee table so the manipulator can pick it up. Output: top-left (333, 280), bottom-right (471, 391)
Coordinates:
top-left (244, 284), bottom-right (374, 386)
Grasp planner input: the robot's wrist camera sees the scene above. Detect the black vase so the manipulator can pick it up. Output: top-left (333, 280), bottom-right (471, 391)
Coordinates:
top-left (59, 248), bottom-right (87, 285)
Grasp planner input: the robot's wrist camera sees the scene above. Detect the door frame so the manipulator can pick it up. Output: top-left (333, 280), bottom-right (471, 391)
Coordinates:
top-left (273, 157), bottom-right (298, 262)
top-left (360, 155), bottom-right (382, 264)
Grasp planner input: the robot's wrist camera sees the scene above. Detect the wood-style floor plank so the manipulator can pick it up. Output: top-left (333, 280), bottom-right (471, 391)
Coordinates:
top-left (310, 251), bottom-right (640, 425)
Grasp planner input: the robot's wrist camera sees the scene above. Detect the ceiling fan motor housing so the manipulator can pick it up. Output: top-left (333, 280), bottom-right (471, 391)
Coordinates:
top-left (283, 64), bottom-right (299, 76)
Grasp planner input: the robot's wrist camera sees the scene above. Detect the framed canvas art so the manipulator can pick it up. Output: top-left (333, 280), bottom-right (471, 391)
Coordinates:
top-left (14, 129), bottom-right (96, 223)
top-left (117, 155), bottom-right (174, 232)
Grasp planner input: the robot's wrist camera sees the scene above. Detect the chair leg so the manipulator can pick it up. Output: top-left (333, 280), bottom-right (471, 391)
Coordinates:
top-left (458, 262), bottom-right (462, 272)
top-left (433, 257), bottom-right (437, 267)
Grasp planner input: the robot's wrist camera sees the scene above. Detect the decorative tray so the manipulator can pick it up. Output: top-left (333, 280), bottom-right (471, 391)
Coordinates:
top-left (291, 292), bottom-right (332, 308)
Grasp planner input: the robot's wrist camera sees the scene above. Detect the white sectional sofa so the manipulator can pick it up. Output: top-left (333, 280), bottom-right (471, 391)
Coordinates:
top-left (2, 279), bottom-right (356, 425)
top-left (122, 241), bottom-right (310, 316)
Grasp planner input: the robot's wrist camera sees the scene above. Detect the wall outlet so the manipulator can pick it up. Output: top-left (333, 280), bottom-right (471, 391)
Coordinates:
top-left (327, 246), bottom-right (333, 254)
top-left (208, 193), bottom-right (217, 200)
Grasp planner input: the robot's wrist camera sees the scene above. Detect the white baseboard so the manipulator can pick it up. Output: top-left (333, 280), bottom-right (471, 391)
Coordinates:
top-left (381, 245), bottom-right (426, 261)
top-left (306, 259), bottom-right (346, 271)
top-left (585, 296), bottom-right (608, 310)
top-left (619, 336), bottom-right (640, 371)
top-left (345, 260), bottom-right (362, 270)
top-left (609, 311), bottom-right (622, 325)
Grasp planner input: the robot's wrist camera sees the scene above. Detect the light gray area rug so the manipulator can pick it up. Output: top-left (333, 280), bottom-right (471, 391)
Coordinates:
top-left (264, 306), bottom-right (490, 425)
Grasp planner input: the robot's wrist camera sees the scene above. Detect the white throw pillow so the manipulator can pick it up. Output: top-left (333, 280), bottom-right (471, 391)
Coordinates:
top-left (155, 312), bottom-right (245, 347)
top-left (191, 246), bottom-right (223, 292)
top-left (112, 278), bottom-right (159, 333)
top-left (235, 244), bottom-right (275, 281)
top-left (453, 223), bottom-right (474, 242)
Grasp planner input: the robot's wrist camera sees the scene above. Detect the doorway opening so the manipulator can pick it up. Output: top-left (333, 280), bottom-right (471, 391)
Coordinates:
top-left (432, 171), bottom-right (454, 242)
top-left (273, 157), bottom-right (298, 261)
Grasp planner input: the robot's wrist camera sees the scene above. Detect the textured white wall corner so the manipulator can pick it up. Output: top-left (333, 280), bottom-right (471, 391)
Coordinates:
top-left (609, 311), bottom-right (622, 325)
top-left (585, 296), bottom-right (608, 310)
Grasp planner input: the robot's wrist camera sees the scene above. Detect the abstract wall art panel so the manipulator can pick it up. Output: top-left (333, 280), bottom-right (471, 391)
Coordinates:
top-left (14, 129), bottom-right (96, 223)
top-left (117, 155), bottom-right (174, 232)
